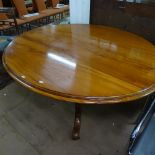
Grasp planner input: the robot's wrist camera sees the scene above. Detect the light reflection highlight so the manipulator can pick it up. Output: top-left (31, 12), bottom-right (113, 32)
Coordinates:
top-left (21, 75), bottom-right (26, 79)
top-left (99, 40), bottom-right (118, 52)
top-left (47, 53), bottom-right (76, 69)
top-left (38, 80), bottom-right (44, 84)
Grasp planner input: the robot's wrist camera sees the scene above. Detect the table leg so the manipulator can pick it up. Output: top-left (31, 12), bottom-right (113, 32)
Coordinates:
top-left (72, 103), bottom-right (82, 140)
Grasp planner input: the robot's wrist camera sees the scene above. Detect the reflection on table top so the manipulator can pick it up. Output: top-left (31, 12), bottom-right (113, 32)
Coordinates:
top-left (3, 24), bottom-right (155, 104)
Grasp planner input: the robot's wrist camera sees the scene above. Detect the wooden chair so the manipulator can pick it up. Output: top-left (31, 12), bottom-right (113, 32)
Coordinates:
top-left (50, 0), bottom-right (59, 7)
top-left (11, 0), bottom-right (47, 25)
top-left (0, 0), bottom-right (8, 20)
top-left (0, 8), bottom-right (16, 34)
top-left (33, 0), bottom-right (63, 22)
top-left (50, 0), bottom-right (69, 13)
top-left (0, 0), bottom-right (30, 34)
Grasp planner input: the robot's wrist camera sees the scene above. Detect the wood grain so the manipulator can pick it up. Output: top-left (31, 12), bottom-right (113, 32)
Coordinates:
top-left (3, 24), bottom-right (155, 104)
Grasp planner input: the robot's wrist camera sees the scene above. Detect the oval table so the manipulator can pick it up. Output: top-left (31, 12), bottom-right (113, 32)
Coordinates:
top-left (3, 24), bottom-right (155, 140)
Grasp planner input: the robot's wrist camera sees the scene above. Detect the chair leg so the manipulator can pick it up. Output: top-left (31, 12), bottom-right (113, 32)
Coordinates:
top-left (26, 24), bottom-right (29, 31)
top-left (72, 103), bottom-right (82, 140)
top-left (0, 30), bottom-right (4, 35)
top-left (17, 26), bottom-right (20, 35)
top-left (28, 23), bottom-right (32, 30)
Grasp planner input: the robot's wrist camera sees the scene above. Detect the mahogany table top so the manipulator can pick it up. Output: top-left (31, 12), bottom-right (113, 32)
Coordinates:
top-left (3, 24), bottom-right (155, 104)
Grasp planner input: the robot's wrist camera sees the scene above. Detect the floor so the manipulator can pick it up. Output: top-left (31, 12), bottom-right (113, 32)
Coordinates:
top-left (0, 81), bottom-right (146, 155)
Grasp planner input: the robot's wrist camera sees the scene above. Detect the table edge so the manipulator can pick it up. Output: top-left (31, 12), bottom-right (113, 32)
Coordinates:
top-left (3, 54), bottom-right (155, 104)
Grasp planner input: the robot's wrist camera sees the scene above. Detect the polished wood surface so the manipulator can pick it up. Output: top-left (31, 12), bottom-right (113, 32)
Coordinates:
top-left (3, 24), bottom-right (155, 104)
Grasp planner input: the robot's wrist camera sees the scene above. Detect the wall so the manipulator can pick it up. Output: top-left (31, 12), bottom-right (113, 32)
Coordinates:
top-left (70, 0), bottom-right (90, 24)
top-left (90, 0), bottom-right (155, 44)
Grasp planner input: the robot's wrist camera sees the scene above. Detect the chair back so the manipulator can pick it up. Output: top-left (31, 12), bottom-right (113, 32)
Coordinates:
top-left (11, 0), bottom-right (28, 17)
top-left (0, 0), bottom-right (8, 20)
top-left (33, 0), bottom-right (46, 12)
top-left (48, 0), bottom-right (59, 8)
